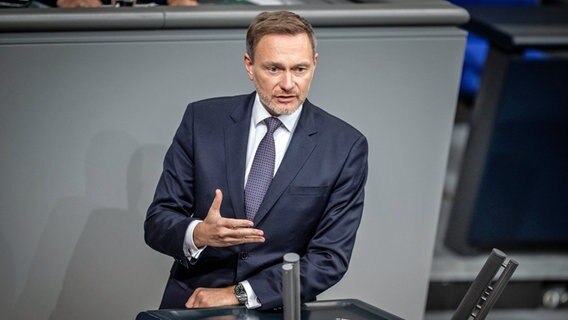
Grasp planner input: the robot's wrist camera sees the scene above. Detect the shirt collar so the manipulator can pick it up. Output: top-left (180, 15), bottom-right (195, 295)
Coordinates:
top-left (252, 93), bottom-right (303, 132)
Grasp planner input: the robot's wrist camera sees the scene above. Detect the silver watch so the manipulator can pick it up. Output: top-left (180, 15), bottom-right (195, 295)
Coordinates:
top-left (234, 283), bottom-right (248, 305)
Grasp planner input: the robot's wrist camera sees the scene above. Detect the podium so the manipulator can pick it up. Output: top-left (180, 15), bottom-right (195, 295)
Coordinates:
top-left (136, 299), bottom-right (404, 320)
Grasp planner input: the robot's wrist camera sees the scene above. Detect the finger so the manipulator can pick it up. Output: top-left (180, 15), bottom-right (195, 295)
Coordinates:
top-left (222, 223), bottom-right (264, 238)
top-left (185, 293), bottom-right (194, 309)
top-left (221, 217), bottom-right (255, 229)
top-left (208, 189), bottom-right (223, 217)
top-left (238, 227), bottom-right (264, 238)
top-left (223, 235), bottom-right (266, 245)
top-left (242, 236), bottom-right (265, 243)
top-left (186, 288), bottom-right (200, 308)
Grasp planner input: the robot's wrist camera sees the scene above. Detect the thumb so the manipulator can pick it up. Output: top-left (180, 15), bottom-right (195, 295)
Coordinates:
top-left (208, 189), bottom-right (223, 217)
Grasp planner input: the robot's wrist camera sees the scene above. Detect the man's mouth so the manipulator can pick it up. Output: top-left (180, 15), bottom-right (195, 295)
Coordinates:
top-left (275, 95), bottom-right (296, 103)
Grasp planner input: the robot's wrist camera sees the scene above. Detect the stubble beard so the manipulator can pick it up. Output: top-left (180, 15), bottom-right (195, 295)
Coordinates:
top-left (257, 90), bottom-right (304, 116)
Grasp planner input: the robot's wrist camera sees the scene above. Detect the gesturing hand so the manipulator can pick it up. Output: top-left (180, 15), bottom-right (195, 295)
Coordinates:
top-left (193, 189), bottom-right (265, 248)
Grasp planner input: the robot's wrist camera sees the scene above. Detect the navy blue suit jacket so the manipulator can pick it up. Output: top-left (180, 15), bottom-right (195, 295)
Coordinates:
top-left (144, 92), bottom-right (368, 310)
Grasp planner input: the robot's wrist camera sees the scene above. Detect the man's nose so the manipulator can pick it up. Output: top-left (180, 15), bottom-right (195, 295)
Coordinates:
top-left (279, 72), bottom-right (294, 91)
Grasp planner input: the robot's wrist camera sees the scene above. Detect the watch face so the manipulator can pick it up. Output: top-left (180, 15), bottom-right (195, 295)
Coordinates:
top-left (234, 283), bottom-right (245, 294)
top-left (234, 284), bottom-right (247, 303)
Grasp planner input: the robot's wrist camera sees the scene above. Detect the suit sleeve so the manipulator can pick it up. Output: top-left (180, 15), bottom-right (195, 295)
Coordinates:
top-left (144, 104), bottom-right (197, 267)
top-left (248, 134), bottom-right (369, 309)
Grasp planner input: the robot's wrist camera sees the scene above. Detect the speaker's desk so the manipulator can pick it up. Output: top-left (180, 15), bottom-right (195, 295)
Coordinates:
top-left (136, 299), bottom-right (404, 320)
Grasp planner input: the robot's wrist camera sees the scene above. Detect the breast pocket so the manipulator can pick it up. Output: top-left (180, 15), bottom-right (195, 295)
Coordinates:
top-left (287, 186), bottom-right (331, 197)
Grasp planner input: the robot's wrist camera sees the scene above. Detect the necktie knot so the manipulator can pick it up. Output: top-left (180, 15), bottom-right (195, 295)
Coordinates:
top-left (264, 117), bottom-right (282, 135)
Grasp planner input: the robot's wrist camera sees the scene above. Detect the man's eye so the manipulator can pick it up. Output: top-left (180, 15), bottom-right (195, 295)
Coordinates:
top-left (268, 66), bottom-right (278, 73)
top-left (295, 67), bottom-right (307, 73)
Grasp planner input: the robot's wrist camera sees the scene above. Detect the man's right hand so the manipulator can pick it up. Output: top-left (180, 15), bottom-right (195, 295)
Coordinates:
top-left (193, 189), bottom-right (265, 248)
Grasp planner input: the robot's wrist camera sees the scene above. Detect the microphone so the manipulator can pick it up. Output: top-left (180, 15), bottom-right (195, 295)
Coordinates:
top-left (282, 252), bottom-right (301, 320)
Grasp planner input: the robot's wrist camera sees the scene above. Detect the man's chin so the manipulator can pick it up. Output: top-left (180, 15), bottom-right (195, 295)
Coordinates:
top-left (268, 102), bottom-right (301, 116)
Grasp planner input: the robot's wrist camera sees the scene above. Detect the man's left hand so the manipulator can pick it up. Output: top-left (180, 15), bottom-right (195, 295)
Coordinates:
top-left (185, 286), bottom-right (239, 308)
top-left (168, 0), bottom-right (198, 6)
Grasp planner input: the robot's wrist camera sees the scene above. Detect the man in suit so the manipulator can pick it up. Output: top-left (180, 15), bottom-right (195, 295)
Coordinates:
top-left (144, 10), bottom-right (368, 310)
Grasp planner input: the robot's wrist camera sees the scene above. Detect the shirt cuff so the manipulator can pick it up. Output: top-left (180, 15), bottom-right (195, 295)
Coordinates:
top-left (183, 220), bottom-right (206, 260)
top-left (241, 280), bottom-right (262, 309)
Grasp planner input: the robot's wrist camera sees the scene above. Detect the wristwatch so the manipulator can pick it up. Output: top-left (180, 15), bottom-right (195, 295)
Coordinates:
top-left (234, 283), bottom-right (248, 305)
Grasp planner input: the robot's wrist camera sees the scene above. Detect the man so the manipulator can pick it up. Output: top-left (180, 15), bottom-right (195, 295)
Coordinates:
top-left (144, 10), bottom-right (368, 310)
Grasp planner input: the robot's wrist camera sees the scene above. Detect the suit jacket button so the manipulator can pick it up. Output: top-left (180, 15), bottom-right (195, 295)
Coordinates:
top-left (239, 251), bottom-right (248, 260)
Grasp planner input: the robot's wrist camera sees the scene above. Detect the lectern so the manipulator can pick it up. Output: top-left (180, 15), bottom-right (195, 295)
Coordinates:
top-left (136, 299), bottom-right (404, 320)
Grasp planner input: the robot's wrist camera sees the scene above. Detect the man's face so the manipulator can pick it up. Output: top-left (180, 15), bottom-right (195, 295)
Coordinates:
top-left (244, 33), bottom-right (318, 116)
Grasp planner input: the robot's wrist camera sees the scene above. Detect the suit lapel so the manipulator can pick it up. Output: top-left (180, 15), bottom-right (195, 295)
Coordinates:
top-left (253, 100), bottom-right (318, 225)
top-left (225, 94), bottom-right (254, 220)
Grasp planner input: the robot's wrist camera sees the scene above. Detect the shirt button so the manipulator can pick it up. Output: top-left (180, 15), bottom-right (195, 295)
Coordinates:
top-left (239, 251), bottom-right (248, 260)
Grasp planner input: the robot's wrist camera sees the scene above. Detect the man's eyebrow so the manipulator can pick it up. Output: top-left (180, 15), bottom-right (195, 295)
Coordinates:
top-left (262, 62), bottom-right (283, 67)
top-left (261, 61), bottom-right (312, 68)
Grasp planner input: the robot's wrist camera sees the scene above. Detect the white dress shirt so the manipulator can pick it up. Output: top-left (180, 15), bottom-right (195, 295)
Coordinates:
top-left (183, 93), bottom-right (303, 308)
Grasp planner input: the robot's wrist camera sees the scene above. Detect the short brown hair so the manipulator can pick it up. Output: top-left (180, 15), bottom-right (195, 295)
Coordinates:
top-left (246, 11), bottom-right (317, 61)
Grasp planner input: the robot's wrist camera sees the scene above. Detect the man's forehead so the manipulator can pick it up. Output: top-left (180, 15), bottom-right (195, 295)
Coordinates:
top-left (255, 34), bottom-right (315, 54)
top-left (257, 32), bottom-right (309, 42)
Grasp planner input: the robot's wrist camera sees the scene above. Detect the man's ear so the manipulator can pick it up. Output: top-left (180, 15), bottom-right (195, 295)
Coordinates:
top-left (244, 53), bottom-right (254, 81)
top-left (313, 52), bottom-right (319, 70)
